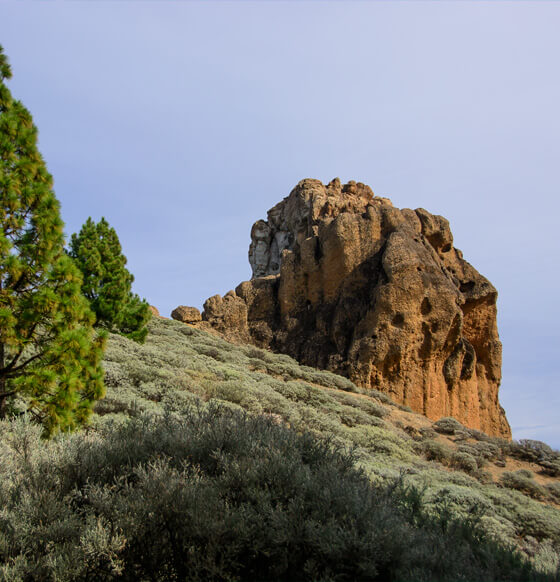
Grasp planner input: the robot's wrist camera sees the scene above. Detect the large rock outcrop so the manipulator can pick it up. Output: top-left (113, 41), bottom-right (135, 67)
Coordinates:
top-left (185, 178), bottom-right (511, 438)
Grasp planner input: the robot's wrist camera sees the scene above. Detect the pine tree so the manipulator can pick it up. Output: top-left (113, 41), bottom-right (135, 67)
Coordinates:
top-left (69, 217), bottom-right (151, 343)
top-left (0, 45), bottom-right (105, 435)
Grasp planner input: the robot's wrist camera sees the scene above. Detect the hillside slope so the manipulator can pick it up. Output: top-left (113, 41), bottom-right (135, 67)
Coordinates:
top-left (0, 317), bottom-right (558, 580)
top-left (103, 319), bottom-right (560, 567)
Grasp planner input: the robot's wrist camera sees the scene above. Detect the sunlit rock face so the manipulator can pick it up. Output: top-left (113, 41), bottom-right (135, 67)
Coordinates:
top-left (193, 178), bottom-right (510, 438)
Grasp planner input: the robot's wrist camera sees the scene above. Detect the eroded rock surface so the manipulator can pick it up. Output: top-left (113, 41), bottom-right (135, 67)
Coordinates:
top-left (171, 305), bottom-right (202, 324)
top-left (184, 178), bottom-right (511, 437)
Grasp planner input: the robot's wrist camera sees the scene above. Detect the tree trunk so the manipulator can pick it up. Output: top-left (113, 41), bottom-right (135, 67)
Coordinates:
top-left (0, 392), bottom-right (6, 419)
top-left (0, 340), bottom-right (6, 418)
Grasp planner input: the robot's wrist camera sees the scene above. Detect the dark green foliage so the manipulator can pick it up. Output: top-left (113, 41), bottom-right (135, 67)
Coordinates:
top-left (69, 217), bottom-right (150, 342)
top-left (0, 45), bottom-right (105, 435)
top-left (0, 407), bottom-right (553, 582)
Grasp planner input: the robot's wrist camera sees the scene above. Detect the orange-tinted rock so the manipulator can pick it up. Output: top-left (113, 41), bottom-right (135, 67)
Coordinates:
top-left (171, 305), bottom-right (202, 324)
top-left (201, 178), bottom-right (511, 438)
top-left (149, 305), bottom-right (160, 317)
top-left (202, 292), bottom-right (251, 343)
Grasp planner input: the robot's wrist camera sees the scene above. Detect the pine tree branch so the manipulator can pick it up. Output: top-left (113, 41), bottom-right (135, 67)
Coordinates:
top-left (1, 351), bottom-right (45, 377)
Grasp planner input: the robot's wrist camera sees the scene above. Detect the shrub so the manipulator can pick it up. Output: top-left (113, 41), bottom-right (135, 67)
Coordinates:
top-left (246, 346), bottom-right (271, 361)
top-left (328, 390), bottom-right (389, 419)
top-left (422, 440), bottom-right (453, 465)
top-left (451, 451), bottom-right (478, 474)
top-left (469, 428), bottom-right (495, 442)
top-left (368, 389), bottom-right (393, 405)
top-left (452, 429), bottom-right (471, 442)
top-left (472, 441), bottom-right (501, 460)
top-left (508, 440), bottom-right (560, 475)
top-left (540, 459), bottom-right (560, 478)
top-left (419, 427), bottom-right (438, 440)
top-left (500, 471), bottom-right (546, 500)
top-left (433, 417), bottom-right (464, 435)
top-left (545, 482), bottom-right (560, 504)
top-left (0, 315), bottom-right (559, 579)
top-left (456, 444), bottom-right (488, 469)
top-left (398, 404), bottom-right (414, 413)
top-left (473, 469), bottom-right (494, 484)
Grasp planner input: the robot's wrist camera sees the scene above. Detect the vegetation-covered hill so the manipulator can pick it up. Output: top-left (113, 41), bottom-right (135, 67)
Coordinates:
top-left (0, 317), bottom-right (558, 581)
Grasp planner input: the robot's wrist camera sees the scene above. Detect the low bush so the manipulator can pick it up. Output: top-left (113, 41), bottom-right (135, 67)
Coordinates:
top-left (471, 441), bottom-right (501, 460)
top-left (451, 451), bottom-right (478, 474)
top-left (433, 417), bottom-right (464, 435)
top-left (517, 469), bottom-right (536, 479)
top-left (398, 404), bottom-right (414, 413)
top-left (368, 389), bottom-right (393, 405)
top-left (422, 440), bottom-right (453, 465)
top-left (328, 390), bottom-right (389, 419)
top-left (246, 346), bottom-right (272, 362)
top-left (508, 440), bottom-right (560, 477)
top-left (500, 471), bottom-right (547, 501)
top-left (546, 482), bottom-right (560, 504)
top-left (473, 469), bottom-right (494, 484)
top-left (456, 444), bottom-right (488, 469)
top-left (540, 459), bottom-right (560, 478)
top-left (419, 427), bottom-right (437, 440)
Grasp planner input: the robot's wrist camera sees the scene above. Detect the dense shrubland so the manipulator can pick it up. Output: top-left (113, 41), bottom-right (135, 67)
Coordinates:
top-left (0, 317), bottom-right (559, 580)
top-left (0, 405), bottom-right (547, 581)
top-left (0, 407), bottom-right (555, 581)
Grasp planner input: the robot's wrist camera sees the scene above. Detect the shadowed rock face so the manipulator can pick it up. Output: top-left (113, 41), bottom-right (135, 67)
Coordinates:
top-left (192, 178), bottom-right (511, 438)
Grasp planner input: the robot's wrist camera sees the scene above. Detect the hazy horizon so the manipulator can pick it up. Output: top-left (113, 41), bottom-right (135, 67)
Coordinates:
top-left (1, 1), bottom-right (558, 446)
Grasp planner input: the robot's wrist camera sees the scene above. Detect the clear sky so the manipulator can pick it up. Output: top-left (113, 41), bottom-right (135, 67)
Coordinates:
top-left (1, 1), bottom-right (558, 447)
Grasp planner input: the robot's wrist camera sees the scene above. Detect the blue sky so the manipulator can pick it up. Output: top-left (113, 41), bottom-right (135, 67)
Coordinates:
top-left (1, 1), bottom-right (558, 447)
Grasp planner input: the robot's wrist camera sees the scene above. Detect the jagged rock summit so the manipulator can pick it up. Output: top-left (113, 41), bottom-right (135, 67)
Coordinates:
top-left (176, 178), bottom-right (511, 438)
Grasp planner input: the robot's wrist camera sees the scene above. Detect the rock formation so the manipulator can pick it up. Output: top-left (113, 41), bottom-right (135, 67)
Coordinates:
top-left (179, 178), bottom-right (511, 438)
top-left (171, 305), bottom-right (202, 324)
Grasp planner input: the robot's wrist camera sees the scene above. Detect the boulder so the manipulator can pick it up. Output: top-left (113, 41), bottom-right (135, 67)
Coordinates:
top-left (202, 292), bottom-right (251, 343)
top-left (171, 305), bottom-right (202, 324)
